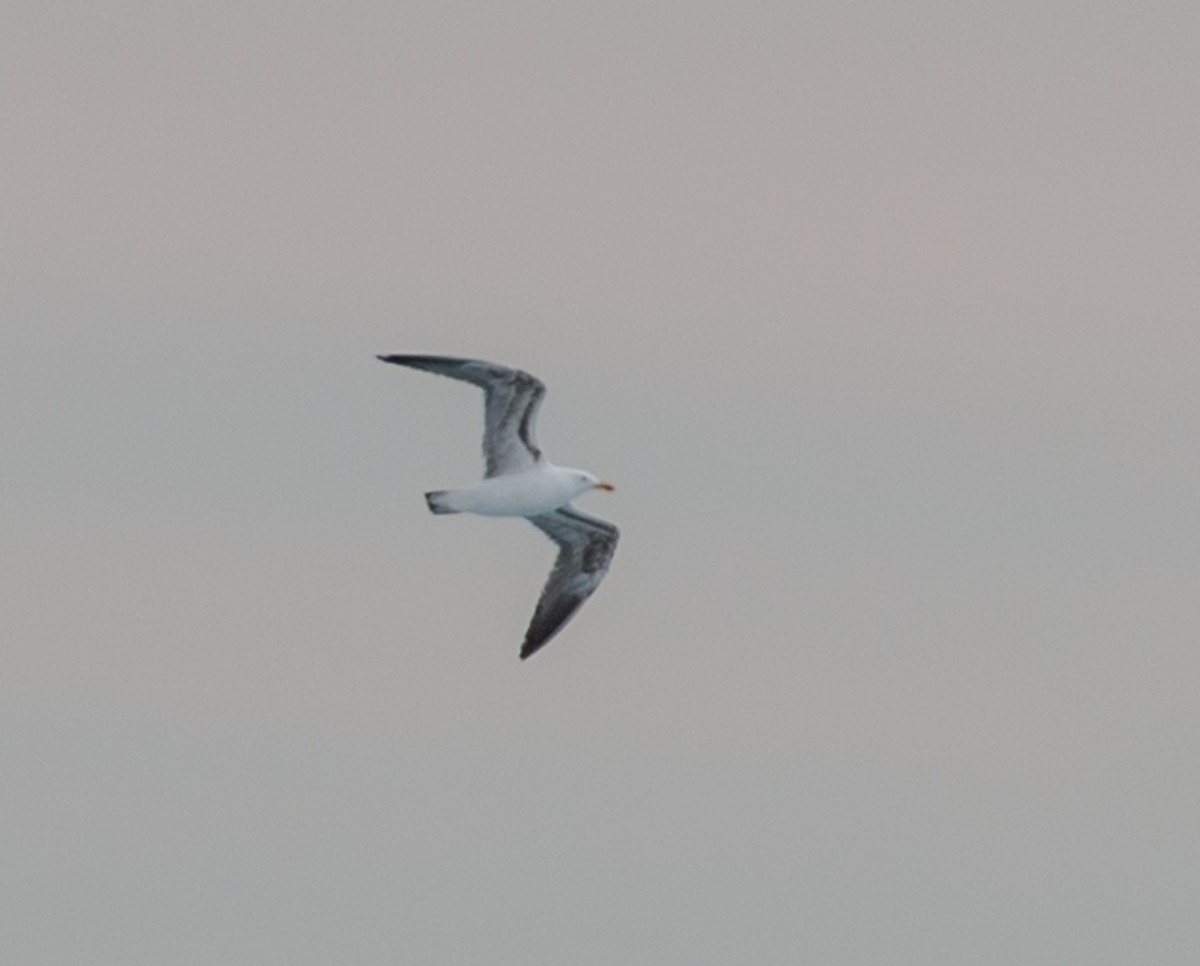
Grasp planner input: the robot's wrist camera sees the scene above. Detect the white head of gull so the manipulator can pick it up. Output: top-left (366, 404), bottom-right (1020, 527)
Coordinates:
top-left (378, 354), bottom-right (619, 660)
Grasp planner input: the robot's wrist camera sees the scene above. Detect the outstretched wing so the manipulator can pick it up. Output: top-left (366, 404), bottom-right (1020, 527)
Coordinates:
top-left (377, 355), bottom-right (546, 477)
top-left (522, 505), bottom-right (619, 659)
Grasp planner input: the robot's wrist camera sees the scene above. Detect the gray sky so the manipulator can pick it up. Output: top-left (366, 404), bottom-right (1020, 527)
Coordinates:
top-left (5, 1), bottom-right (1199, 963)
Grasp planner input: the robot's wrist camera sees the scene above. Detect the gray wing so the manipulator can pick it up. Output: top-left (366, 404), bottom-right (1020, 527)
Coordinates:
top-left (521, 505), bottom-right (619, 660)
top-left (377, 355), bottom-right (546, 476)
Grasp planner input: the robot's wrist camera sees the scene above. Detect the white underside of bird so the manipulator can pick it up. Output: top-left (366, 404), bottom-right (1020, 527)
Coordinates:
top-left (425, 464), bottom-right (614, 517)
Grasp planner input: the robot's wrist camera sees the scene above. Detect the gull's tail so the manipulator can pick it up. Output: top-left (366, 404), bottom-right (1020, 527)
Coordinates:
top-left (425, 490), bottom-right (461, 515)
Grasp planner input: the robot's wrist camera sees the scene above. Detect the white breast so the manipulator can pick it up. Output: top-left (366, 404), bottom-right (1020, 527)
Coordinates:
top-left (452, 465), bottom-right (590, 517)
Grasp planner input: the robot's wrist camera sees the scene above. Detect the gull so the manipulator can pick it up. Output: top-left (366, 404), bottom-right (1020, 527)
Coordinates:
top-left (378, 355), bottom-right (619, 660)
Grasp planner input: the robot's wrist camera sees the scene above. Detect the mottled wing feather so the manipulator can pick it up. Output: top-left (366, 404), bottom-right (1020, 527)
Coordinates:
top-left (377, 355), bottom-right (546, 476)
top-left (521, 506), bottom-right (619, 659)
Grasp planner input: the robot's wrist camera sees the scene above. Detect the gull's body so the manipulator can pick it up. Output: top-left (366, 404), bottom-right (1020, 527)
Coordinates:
top-left (423, 464), bottom-right (603, 517)
top-left (378, 354), bottom-right (619, 660)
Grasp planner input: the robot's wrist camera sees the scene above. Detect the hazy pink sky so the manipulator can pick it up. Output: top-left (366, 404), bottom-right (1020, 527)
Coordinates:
top-left (5, 2), bottom-right (1199, 963)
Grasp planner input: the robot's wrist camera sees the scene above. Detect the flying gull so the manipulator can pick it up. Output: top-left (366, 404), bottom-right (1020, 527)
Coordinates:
top-left (378, 354), bottom-right (619, 660)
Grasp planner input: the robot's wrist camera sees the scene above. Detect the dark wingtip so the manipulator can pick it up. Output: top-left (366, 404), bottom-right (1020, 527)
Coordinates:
top-left (377, 354), bottom-right (455, 368)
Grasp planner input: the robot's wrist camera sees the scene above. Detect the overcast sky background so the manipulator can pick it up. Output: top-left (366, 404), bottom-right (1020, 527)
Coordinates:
top-left (5, 2), bottom-right (1199, 963)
